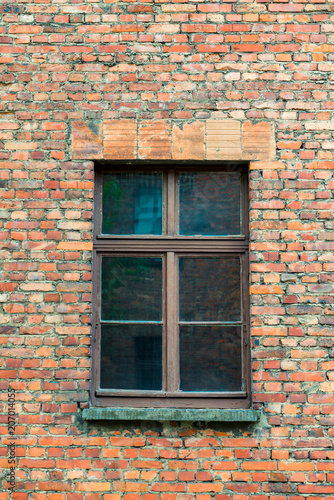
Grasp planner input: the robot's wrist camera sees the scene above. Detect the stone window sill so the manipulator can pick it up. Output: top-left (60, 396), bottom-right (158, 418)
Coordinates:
top-left (82, 407), bottom-right (260, 422)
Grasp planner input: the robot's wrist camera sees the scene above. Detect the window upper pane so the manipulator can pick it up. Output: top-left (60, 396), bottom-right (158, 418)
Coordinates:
top-left (102, 172), bottom-right (163, 235)
top-left (101, 257), bottom-right (163, 321)
top-left (179, 172), bottom-right (241, 236)
top-left (179, 256), bottom-right (241, 322)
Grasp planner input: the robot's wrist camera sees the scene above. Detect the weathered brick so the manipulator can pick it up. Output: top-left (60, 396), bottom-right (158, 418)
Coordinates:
top-left (172, 121), bottom-right (205, 160)
top-left (206, 120), bottom-right (242, 160)
top-left (71, 121), bottom-right (103, 160)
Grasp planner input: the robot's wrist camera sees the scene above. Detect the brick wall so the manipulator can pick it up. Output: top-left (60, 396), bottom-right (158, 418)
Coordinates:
top-left (1, 0), bottom-right (334, 498)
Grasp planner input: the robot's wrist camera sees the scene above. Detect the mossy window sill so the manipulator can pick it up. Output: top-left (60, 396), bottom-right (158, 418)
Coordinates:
top-left (82, 407), bottom-right (260, 422)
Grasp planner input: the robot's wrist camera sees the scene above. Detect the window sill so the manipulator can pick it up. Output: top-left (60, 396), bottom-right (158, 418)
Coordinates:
top-left (82, 407), bottom-right (260, 422)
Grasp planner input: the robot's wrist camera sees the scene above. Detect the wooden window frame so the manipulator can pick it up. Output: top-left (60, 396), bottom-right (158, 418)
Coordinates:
top-left (91, 162), bottom-right (251, 409)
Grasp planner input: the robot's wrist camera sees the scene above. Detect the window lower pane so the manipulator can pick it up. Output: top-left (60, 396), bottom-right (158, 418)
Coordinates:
top-left (179, 325), bottom-right (242, 392)
top-left (100, 324), bottom-right (163, 390)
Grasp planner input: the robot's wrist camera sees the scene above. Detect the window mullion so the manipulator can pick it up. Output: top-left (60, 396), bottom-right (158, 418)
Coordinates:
top-left (166, 251), bottom-right (179, 393)
top-left (94, 170), bottom-right (103, 239)
top-left (167, 170), bottom-right (176, 235)
top-left (93, 250), bottom-right (101, 395)
top-left (241, 251), bottom-right (250, 397)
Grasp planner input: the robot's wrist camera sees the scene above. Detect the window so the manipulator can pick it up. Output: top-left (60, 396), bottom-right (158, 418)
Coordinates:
top-left (92, 163), bottom-right (250, 409)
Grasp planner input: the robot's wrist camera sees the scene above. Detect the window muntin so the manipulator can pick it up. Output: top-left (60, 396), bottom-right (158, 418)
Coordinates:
top-left (93, 164), bottom-right (250, 409)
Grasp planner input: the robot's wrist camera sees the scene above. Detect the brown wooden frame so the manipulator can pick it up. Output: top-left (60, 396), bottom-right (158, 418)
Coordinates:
top-left (92, 162), bottom-right (250, 409)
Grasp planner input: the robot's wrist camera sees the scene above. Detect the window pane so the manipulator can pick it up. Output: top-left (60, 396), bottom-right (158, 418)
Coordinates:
top-left (102, 257), bottom-right (162, 321)
top-left (101, 324), bottom-right (162, 390)
top-left (102, 172), bottom-right (163, 235)
top-left (179, 257), bottom-right (241, 322)
top-left (179, 172), bottom-right (241, 235)
top-left (180, 325), bottom-right (242, 392)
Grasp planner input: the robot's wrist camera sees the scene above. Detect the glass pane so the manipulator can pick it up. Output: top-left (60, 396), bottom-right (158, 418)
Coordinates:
top-left (179, 257), bottom-right (241, 322)
top-left (102, 172), bottom-right (163, 235)
top-left (180, 325), bottom-right (242, 392)
top-left (102, 257), bottom-right (162, 321)
top-left (101, 324), bottom-right (162, 390)
top-left (179, 172), bottom-right (241, 235)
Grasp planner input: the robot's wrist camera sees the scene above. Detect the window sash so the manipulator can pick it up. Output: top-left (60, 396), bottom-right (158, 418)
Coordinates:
top-left (94, 165), bottom-right (248, 239)
top-left (94, 250), bottom-right (247, 396)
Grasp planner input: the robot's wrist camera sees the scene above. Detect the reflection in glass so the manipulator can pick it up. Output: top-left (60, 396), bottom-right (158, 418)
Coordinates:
top-left (179, 172), bottom-right (241, 235)
top-left (102, 257), bottom-right (162, 321)
top-left (180, 325), bottom-right (242, 392)
top-left (102, 172), bottom-right (163, 235)
top-left (101, 324), bottom-right (162, 390)
top-left (179, 257), bottom-right (241, 322)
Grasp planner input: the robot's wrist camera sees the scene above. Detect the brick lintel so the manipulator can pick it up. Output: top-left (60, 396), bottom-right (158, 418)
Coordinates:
top-left (71, 119), bottom-right (276, 162)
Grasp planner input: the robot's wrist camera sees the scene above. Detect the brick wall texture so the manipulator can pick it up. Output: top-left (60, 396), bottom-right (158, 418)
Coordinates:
top-left (1, 0), bottom-right (334, 498)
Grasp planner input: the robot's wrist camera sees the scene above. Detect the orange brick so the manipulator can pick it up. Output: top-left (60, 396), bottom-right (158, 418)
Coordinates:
top-left (138, 120), bottom-right (171, 159)
top-left (103, 119), bottom-right (136, 160)
top-left (242, 121), bottom-right (276, 160)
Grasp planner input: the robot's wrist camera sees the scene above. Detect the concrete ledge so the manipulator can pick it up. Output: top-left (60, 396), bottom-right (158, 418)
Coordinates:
top-left (82, 408), bottom-right (260, 422)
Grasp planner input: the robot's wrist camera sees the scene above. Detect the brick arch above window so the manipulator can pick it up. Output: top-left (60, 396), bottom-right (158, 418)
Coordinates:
top-left (71, 118), bottom-right (276, 162)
